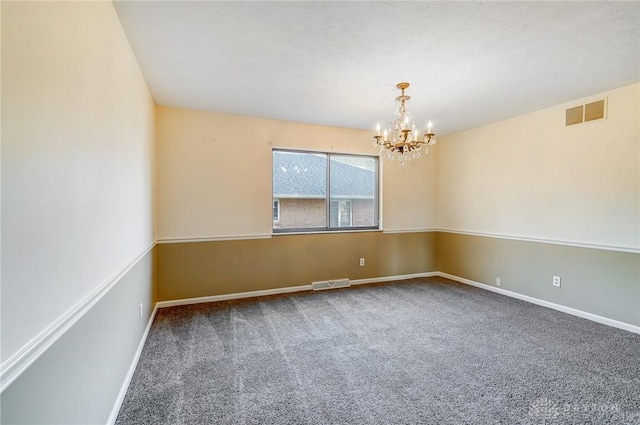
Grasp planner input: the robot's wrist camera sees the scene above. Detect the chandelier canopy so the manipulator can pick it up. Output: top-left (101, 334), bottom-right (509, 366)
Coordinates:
top-left (373, 82), bottom-right (436, 164)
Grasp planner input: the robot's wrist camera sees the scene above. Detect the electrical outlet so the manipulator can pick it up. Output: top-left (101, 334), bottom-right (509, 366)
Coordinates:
top-left (359, 258), bottom-right (365, 267)
top-left (553, 276), bottom-right (561, 287)
top-left (139, 303), bottom-right (143, 319)
top-left (496, 277), bottom-right (502, 287)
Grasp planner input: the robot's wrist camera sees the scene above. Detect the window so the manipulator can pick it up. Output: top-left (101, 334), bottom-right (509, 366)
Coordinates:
top-left (330, 200), bottom-right (352, 227)
top-left (272, 199), bottom-right (280, 222)
top-left (272, 149), bottom-right (378, 232)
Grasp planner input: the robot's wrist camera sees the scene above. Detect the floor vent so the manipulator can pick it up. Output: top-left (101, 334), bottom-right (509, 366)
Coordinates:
top-left (312, 278), bottom-right (351, 291)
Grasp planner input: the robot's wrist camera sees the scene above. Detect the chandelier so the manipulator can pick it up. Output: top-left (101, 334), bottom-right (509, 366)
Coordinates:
top-left (373, 82), bottom-right (436, 164)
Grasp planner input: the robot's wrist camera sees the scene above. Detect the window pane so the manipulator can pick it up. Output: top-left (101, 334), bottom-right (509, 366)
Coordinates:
top-left (273, 151), bottom-right (327, 229)
top-left (329, 155), bottom-right (377, 228)
top-left (329, 200), bottom-right (339, 227)
top-left (330, 200), bottom-right (352, 227)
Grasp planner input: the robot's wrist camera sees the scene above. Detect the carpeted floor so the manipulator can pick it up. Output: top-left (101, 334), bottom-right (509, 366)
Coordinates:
top-left (115, 277), bottom-right (640, 425)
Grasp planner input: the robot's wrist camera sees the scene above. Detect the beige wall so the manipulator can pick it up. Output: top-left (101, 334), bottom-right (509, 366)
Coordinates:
top-left (156, 105), bottom-right (438, 240)
top-left (437, 83), bottom-right (639, 251)
top-left (437, 232), bottom-right (639, 326)
top-left (2, 0), bottom-right (155, 362)
top-left (157, 232), bottom-right (437, 301)
top-left (1, 1), bottom-right (156, 421)
top-left (155, 105), bottom-right (439, 305)
top-left (436, 83), bottom-right (639, 328)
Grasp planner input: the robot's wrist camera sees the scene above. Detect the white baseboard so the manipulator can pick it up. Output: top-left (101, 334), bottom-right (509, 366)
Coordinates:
top-left (107, 305), bottom-right (158, 425)
top-left (436, 272), bottom-right (640, 335)
top-left (352, 272), bottom-right (437, 285)
top-left (155, 272), bottom-right (439, 309)
top-left (155, 285), bottom-right (313, 308)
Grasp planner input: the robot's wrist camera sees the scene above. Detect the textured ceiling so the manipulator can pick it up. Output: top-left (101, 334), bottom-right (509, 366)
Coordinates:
top-left (113, 1), bottom-right (639, 136)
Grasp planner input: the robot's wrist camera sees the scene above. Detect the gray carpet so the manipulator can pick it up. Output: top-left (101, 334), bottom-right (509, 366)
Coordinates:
top-left (115, 277), bottom-right (640, 424)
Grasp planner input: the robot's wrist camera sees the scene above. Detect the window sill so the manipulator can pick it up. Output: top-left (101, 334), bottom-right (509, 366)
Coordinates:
top-left (272, 228), bottom-right (382, 236)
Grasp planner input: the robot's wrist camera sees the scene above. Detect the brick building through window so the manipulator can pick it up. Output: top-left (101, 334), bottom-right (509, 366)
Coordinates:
top-left (273, 151), bottom-right (377, 231)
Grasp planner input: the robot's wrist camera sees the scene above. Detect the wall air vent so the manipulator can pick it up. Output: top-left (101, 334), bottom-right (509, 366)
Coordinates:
top-left (565, 105), bottom-right (584, 126)
top-left (566, 99), bottom-right (606, 126)
top-left (584, 100), bottom-right (606, 122)
top-left (312, 278), bottom-right (350, 291)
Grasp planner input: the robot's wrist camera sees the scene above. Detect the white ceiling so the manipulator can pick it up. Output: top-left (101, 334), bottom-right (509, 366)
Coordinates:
top-left (113, 1), bottom-right (639, 136)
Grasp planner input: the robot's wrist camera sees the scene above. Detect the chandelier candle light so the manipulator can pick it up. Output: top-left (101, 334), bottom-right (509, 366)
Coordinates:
top-left (373, 82), bottom-right (436, 164)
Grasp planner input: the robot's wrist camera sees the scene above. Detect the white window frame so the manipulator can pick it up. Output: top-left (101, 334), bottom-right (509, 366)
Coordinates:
top-left (272, 149), bottom-right (379, 233)
top-left (272, 199), bottom-right (280, 223)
